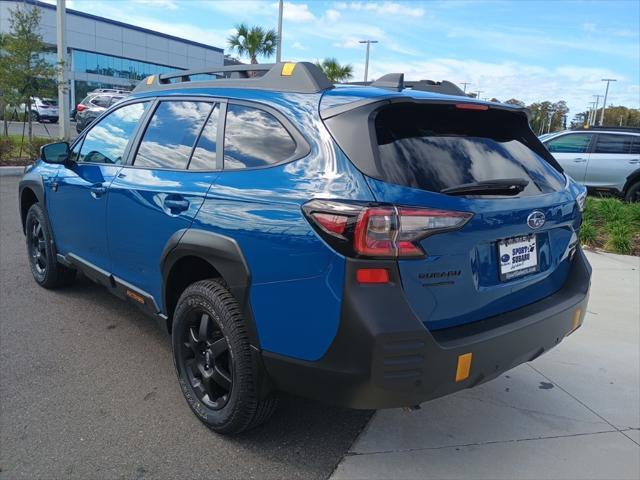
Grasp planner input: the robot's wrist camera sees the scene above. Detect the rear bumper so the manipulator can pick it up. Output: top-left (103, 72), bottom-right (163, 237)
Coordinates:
top-left (262, 247), bottom-right (591, 409)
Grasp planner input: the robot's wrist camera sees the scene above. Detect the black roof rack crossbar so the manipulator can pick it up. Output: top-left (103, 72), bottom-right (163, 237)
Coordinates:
top-left (133, 62), bottom-right (333, 94)
top-left (341, 75), bottom-right (467, 97)
top-left (405, 80), bottom-right (466, 96)
top-left (158, 64), bottom-right (272, 83)
top-left (371, 73), bottom-right (404, 91)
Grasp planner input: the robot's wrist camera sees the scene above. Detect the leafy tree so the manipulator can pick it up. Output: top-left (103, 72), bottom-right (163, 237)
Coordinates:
top-left (314, 58), bottom-right (353, 83)
top-left (504, 98), bottom-right (525, 107)
top-left (227, 24), bottom-right (277, 64)
top-left (0, 4), bottom-right (61, 151)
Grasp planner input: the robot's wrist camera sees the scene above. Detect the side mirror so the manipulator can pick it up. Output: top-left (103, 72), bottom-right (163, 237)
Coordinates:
top-left (40, 142), bottom-right (70, 164)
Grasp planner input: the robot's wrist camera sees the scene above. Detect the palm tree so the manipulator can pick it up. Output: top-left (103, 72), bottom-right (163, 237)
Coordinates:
top-left (315, 58), bottom-right (354, 83)
top-left (227, 24), bottom-right (277, 64)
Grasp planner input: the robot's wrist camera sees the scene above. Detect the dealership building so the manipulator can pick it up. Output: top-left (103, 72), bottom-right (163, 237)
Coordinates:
top-left (0, 0), bottom-right (224, 108)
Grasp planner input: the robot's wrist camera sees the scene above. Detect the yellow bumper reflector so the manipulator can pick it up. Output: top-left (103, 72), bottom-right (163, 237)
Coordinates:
top-left (572, 308), bottom-right (582, 331)
top-left (455, 352), bottom-right (473, 382)
top-left (281, 63), bottom-right (296, 76)
top-left (146, 75), bottom-right (155, 85)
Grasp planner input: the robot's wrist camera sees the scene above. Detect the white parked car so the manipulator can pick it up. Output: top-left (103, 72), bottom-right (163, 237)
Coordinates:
top-left (542, 127), bottom-right (640, 202)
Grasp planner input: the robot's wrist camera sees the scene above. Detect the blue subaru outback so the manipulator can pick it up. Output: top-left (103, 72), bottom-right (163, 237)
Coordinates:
top-left (19, 63), bottom-right (591, 434)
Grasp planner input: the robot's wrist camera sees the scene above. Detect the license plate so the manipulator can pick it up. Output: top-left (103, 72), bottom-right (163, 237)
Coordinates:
top-left (498, 234), bottom-right (538, 280)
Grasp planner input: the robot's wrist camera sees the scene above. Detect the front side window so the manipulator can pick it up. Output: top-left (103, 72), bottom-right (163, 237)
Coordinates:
top-left (78, 102), bottom-right (148, 164)
top-left (594, 134), bottom-right (636, 154)
top-left (134, 101), bottom-right (213, 170)
top-left (223, 105), bottom-right (297, 169)
top-left (546, 133), bottom-right (593, 153)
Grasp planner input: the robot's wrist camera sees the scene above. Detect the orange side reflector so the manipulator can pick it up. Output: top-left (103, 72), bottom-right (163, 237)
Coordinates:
top-left (146, 75), bottom-right (155, 85)
top-left (572, 308), bottom-right (582, 331)
top-left (281, 63), bottom-right (296, 76)
top-left (126, 290), bottom-right (145, 304)
top-left (455, 353), bottom-right (473, 382)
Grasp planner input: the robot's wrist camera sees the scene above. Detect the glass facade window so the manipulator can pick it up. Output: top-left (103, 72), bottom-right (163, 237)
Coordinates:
top-left (72, 50), bottom-right (180, 81)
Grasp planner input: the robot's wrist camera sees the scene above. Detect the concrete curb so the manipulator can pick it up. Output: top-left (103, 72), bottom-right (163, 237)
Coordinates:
top-left (0, 166), bottom-right (25, 177)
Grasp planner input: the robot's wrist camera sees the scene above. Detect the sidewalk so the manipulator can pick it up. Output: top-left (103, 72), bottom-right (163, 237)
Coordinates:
top-left (332, 251), bottom-right (640, 480)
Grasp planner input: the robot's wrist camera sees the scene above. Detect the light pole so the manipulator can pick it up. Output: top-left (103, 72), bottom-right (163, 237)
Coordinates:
top-left (591, 95), bottom-right (602, 126)
top-left (276, 0), bottom-right (283, 63)
top-left (587, 101), bottom-right (596, 126)
top-left (56, 0), bottom-right (70, 141)
top-left (460, 82), bottom-right (470, 93)
top-left (599, 78), bottom-right (616, 126)
top-left (359, 40), bottom-right (378, 83)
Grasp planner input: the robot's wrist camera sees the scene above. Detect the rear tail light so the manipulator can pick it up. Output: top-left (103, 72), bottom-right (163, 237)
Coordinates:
top-left (76, 103), bottom-right (87, 112)
top-left (303, 200), bottom-right (472, 259)
top-left (356, 268), bottom-right (390, 284)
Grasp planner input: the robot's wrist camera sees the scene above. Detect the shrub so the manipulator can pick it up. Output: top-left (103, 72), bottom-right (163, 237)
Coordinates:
top-left (579, 219), bottom-right (597, 246)
top-left (0, 136), bottom-right (13, 163)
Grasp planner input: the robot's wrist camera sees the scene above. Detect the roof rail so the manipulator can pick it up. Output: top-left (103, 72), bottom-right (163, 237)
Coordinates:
top-left (572, 126), bottom-right (640, 133)
top-left (133, 62), bottom-right (333, 94)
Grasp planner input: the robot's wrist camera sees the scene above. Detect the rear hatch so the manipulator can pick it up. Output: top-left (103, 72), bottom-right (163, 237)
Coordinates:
top-left (324, 99), bottom-right (580, 330)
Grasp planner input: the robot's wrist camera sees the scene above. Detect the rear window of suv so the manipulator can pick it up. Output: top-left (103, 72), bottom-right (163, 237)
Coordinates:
top-left (371, 103), bottom-right (565, 196)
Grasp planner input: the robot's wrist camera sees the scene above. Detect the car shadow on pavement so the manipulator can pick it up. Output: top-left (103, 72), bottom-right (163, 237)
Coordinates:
top-left (62, 273), bottom-right (373, 473)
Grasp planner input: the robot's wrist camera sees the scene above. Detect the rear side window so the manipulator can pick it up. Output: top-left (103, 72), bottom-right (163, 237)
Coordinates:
top-left (223, 104), bottom-right (297, 169)
top-left (78, 102), bottom-right (148, 164)
top-left (134, 101), bottom-right (213, 170)
top-left (593, 134), bottom-right (637, 154)
top-left (91, 96), bottom-right (110, 108)
top-left (546, 133), bottom-right (592, 153)
top-left (189, 104), bottom-right (219, 170)
top-left (373, 104), bottom-right (565, 195)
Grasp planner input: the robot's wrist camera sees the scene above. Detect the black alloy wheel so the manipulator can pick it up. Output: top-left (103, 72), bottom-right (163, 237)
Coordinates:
top-left (27, 216), bottom-right (47, 279)
top-left (178, 310), bottom-right (233, 410)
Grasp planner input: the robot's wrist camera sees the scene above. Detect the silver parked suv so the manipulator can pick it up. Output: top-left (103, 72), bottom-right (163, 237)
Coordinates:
top-left (542, 127), bottom-right (640, 202)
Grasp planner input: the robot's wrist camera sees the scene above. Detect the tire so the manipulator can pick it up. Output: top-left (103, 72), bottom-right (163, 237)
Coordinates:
top-left (624, 181), bottom-right (640, 203)
top-left (172, 279), bottom-right (277, 434)
top-left (25, 203), bottom-right (76, 289)
top-left (30, 111), bottom-right (40, 122)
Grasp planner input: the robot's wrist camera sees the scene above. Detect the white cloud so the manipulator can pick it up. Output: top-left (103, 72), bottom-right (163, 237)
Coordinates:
top-left (582, 22), bottom-right (597, 33)
top-left (133, 0), bottom-right (179, 10)
top-left (360, 57), bottom-right (638, 113)
top-left (281, 2), bottom-right (316, 22)
top-left (292, 41), bottom-right (307, 50)
top-left (332, 36), bottom-right (364, 49)
top-left (325, 9), bottom-right (341, 21)
top-left (338, 1), bottom-right (424, 17)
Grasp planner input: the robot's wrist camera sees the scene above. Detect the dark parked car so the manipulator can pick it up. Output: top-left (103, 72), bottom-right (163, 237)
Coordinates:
top-left (19, 63), bottom-right (591, 434)
top-left (75, 90), bottom-right (129, 133)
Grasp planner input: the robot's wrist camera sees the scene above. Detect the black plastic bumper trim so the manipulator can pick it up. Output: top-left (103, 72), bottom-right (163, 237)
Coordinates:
top-left (262, 247), bottom-right (591, 409)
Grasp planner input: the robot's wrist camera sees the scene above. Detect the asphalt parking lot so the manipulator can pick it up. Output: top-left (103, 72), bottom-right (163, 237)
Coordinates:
top-left (0, 176), bottom-right (371, 479)
top-left (4, 120), bottom-right (79, 140)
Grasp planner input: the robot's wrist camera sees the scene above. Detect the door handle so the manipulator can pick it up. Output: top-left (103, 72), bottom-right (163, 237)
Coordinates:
top-left (629, 160), bottom-right (639, 164)
top-left (90, 183), bottom-right (107, 198)
top-left (164, 197), bottom-right (190, 213)
top-left (573, 158), bottom-right (587, 163)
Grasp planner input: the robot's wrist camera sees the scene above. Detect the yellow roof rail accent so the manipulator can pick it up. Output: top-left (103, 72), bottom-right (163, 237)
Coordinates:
top-left (281, 63), bottom-right (296, 76)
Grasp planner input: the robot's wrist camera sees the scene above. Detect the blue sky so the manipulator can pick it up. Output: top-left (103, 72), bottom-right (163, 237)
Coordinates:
top-left (50, 0), bottom-right (639, 115)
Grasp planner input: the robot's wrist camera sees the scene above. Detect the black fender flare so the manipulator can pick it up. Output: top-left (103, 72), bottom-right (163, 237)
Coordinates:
top-left (161, 229), bottom-right (259, 346)
top-left (623, 168), bottom-right (640, 194)
top-left (18, 172), bottom-right (46, 233)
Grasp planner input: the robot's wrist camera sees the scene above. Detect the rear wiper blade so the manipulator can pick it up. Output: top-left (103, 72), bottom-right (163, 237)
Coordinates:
top-left (440, 178), bottom-right (529, 196)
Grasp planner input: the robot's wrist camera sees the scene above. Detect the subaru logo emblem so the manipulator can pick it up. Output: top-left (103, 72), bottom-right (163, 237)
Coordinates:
top-left (527, 211), bottom-right (546, 229)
